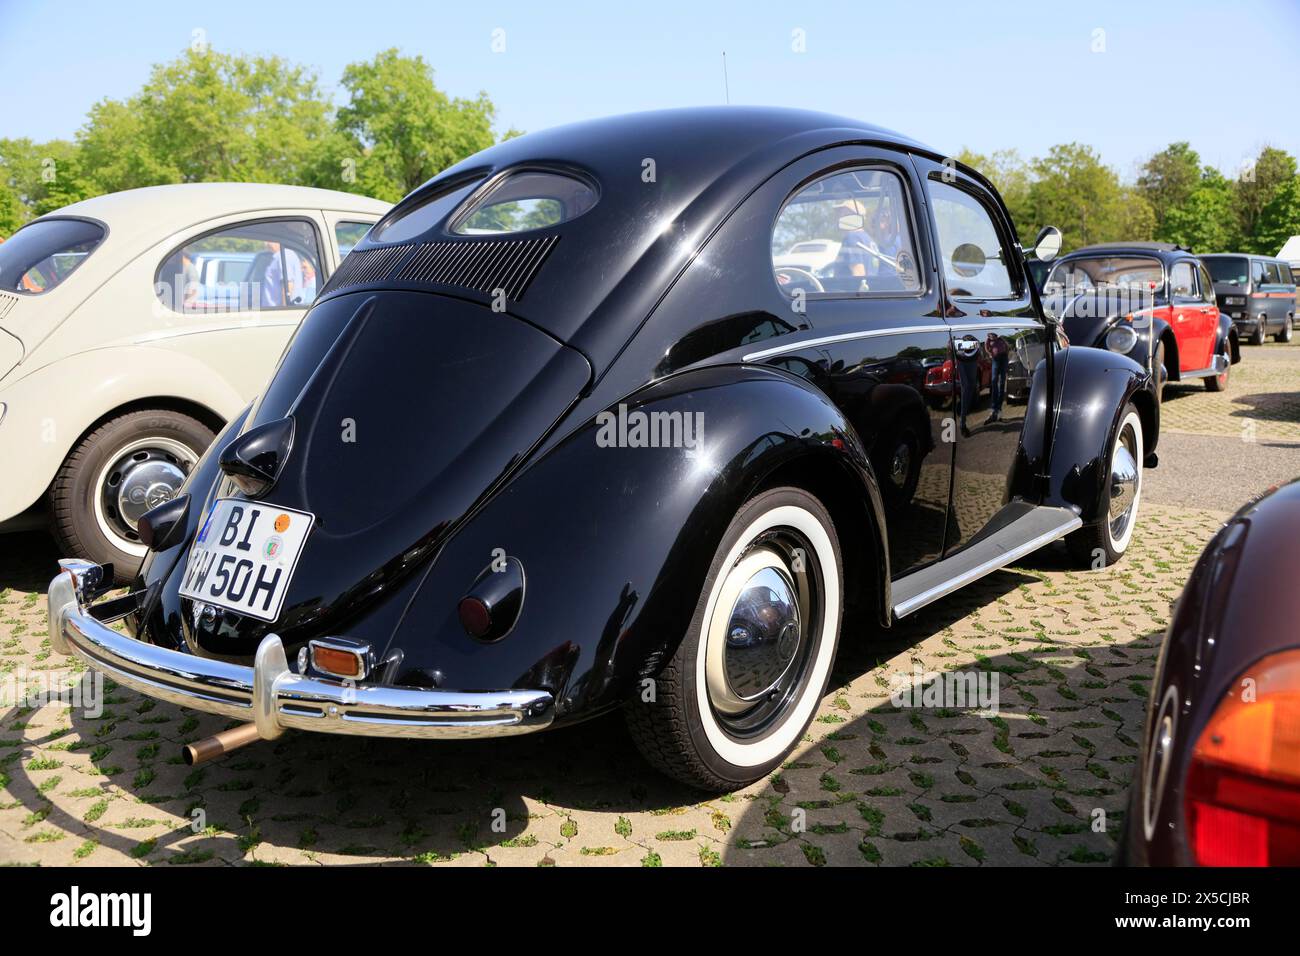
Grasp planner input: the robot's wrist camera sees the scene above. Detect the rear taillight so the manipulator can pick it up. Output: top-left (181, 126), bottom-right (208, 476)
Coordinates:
top-left (1186, 648), bottom-right (1300, 865)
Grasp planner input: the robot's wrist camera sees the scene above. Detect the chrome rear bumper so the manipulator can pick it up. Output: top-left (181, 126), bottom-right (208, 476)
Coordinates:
top-left (47, 560), bottom-right (554, 740)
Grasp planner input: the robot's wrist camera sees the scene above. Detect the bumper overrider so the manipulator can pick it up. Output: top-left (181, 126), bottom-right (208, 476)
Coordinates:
top-left (47, 560), bottom-right (554, 742)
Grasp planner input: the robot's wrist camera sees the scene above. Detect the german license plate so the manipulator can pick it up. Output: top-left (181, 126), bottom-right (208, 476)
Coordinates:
top-left (178, 499), bottom-right (314, 622)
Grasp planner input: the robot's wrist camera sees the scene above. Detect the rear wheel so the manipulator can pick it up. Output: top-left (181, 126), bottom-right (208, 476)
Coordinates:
top-left (1066, 404), bottom-right (1142, 569)
top-left (50, 409), bottom-right (213, 583)
top-left (625, 487), bottom-right (843, 791)
top-left (1276, 315), bottom-right (1293, 344)
top-left (1204, 352), bottom-right (1229, 392)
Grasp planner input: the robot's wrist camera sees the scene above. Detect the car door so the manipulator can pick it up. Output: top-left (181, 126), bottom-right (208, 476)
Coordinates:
top-left (152, 215), bottom-right (330, 399)
top-left (1169, 260), bottom-right (1211, 370)
top-left (1264, 261), bottom-right (1287, 329)
top-left (913, 159), bottom-right (1050, 557)
top-left (1194, 261), bottom-right (1221, 359)
top-left (758, 149), bottom-right (954, 576)
top-left (1249, 258), bottom-right (1270, 334)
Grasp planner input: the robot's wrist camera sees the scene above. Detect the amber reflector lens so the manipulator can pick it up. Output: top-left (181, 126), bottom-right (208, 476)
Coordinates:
top-left (311, 645), bottom-right (361, 678)
top-left (1186, 649), bottom-right (1300, 866)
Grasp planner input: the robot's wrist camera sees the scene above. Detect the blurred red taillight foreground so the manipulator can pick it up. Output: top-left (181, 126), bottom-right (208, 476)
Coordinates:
top-left (1186, 649), bottom-right (1300, 865)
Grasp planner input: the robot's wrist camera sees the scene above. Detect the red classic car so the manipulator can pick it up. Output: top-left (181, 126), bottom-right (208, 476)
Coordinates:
top-left (1044, 242), bottom-right (1241, 394)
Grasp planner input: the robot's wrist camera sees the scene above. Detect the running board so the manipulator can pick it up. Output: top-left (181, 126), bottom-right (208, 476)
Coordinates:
top-left (1178, 355), bottom-right (1229, 380)
top-left (891, 506), bottom-right (1082, 619)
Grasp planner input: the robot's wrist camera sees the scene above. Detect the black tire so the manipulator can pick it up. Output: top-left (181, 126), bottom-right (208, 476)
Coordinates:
top-left (625, 486), bottom-right (844, 791)
top-left (50, 409), bottom-right (214, 583)
top-left (1276, 315), bottom-right (1293, 344)
top-left (1250, 321), bottom-right (1266, 346)
top-left (1066, 404), bottom-right (1143, 569)
top-left (1204, 350), bottom-right (1229, 392)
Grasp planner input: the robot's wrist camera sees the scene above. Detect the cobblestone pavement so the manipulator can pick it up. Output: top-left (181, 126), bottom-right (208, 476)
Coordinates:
top-left (1160, 341), bottom-right (1300, 443)
top-left (2, 342), bottom-right (1295, 867)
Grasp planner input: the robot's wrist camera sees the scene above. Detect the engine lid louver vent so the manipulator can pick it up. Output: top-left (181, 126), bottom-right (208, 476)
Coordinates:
top-left (322, 235), bottom-right (558, 301)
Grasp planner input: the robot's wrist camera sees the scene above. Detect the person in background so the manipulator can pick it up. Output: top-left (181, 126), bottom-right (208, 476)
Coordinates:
top-left (829, 198), bottom-right (873, 283)
top-left (986, 332), bottom-right (1009, 423)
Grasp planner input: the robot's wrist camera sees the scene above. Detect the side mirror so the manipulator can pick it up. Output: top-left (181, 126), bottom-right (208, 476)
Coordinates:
top-left (1031, 226), bottom-right (1062, 262)
top-left (951, 242), bottom-right (986, 278)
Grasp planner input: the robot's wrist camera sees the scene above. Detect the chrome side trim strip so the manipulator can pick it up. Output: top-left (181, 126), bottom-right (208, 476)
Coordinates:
top-left (892, 514), bottom-right (1082, 619)
top-left (743, 320), bottom-right (1043, 362)
top-left (1178, 354), bottom-right (1230, 379)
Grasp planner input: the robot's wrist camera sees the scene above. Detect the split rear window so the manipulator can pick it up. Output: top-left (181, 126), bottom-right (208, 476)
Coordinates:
top-left (0, 218), bottom-right (105, 294)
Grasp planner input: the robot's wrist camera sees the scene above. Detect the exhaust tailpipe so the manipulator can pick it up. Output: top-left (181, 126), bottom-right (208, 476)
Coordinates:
top-left (183, 723), bottom-right (262, 766)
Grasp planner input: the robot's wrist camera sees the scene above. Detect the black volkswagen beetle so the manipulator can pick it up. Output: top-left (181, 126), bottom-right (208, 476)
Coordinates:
top-left (47, 108), bottom-right (1159, 790)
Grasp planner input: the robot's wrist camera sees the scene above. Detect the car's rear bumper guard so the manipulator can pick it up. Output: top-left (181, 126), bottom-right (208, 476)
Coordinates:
top-left (47, 560), bottom-right (554, 740)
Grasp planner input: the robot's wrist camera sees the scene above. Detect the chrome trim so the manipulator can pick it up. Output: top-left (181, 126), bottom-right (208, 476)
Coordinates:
top-left (892, 514), bottom-right (1082, 619)
top-left (308, 636), bottom-right (373, 681)
top-left (742, 320), bottom-right (1042, 362)
top-left (1178, 354), bottom-right (1229, 379)
top-left (48, 562), bottom-right (554, 740)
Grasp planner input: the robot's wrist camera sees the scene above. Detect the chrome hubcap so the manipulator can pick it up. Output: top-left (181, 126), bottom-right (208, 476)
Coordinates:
top-left (721, 564), bottom-right (801, 704)
top-left (94, 437), bottom-right (198, 552)
top-left (889, 444), bottom-right (911, 489)
top-left (705, 535), bottom-right (820, 736)
top-left (1108, 422), bottom-right (1139, 540)
top-left (116, 458), bottom-right (186, 528)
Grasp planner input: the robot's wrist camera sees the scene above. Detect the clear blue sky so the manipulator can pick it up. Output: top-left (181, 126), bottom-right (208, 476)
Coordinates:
top-left (1, 0), bottom-right (1296, 179)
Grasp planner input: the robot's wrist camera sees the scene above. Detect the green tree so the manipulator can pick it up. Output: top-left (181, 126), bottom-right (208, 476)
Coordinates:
top-left (0, 137), bottom-right (81, 220)
top-left (1235, 146), bottom-right (1297, 250)
top-left (328, 48), bottom-right (502, 201)
top-left (1025, 143), bottom-right (1142, 249)
top-left (50, 48), bottom-right (332, 200)
top-left (1138, 142), bottom-right (1201, 235)
top-left (1255, 176), bottom-right (1300, 257)
top-left (1160, 168), bottom-right (1238, 253)
top-left (0, 181), bottom-right (23, 238)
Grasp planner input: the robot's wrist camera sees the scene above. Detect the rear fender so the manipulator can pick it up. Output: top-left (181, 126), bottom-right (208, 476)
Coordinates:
top-left (387, 365), bottom-right (889, 723)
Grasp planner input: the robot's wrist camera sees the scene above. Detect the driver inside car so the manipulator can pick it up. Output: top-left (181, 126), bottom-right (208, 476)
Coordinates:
top-left (828, 197), bottom-right (874, 286)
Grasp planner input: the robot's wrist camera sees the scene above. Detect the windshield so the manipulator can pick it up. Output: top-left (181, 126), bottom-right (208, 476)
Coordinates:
top-left (1203, 256), bottom-right (1249, 285)
top-left (0, 218), bottom-right (106, 294)
top-left (1045, 255), bottom-right (1164, 296)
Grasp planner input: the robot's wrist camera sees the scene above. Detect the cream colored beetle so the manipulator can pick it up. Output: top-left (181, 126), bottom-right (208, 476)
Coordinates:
top-left (0, 183), bottom-right (388, 579)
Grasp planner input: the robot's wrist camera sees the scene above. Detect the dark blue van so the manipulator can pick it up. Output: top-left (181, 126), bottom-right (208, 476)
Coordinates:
top-left (1200, 253), bottom-right (1296, 344)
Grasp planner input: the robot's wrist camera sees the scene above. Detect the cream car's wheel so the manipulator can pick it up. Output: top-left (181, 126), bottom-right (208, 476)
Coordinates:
top-left (625, 487), bottom-right (843, 790)
top-left (50, 409), bottom-right (213, 583)
top-left (1067, 404), bottom-right (1142, 568)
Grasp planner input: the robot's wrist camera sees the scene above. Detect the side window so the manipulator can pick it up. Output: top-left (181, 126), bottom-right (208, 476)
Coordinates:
top-left (1170, 262), bottom-right (1197, 302)
top-left (1197, 264), bottom-right (1214, 303)
top-left (156, 219), bottom-right (324, 313)
top-left (335, 221), bottom-right (372, 259)
top-left (1282, 264), bottom-right (1295, 286)
top-left (771, 167), bottom-right (921, 297)
top-left (928, 180), bottom-right (1014, 298)
top-left (1266, 262), bottom-right (1283, 284)
top-left (1252, 260), bottom-right (1269, 288)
